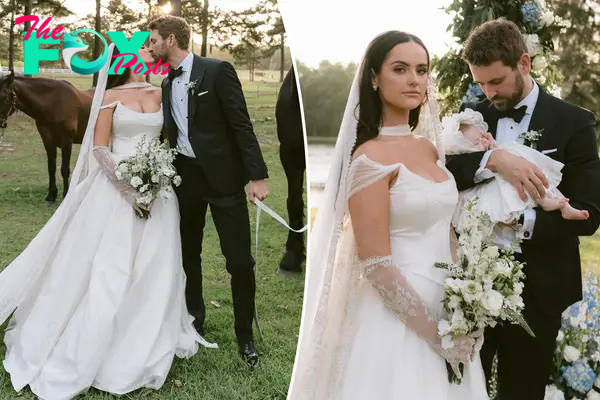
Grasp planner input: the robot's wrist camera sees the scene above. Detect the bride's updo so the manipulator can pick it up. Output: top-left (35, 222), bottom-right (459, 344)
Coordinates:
top-left (354, 31), bottom-right (430, 153)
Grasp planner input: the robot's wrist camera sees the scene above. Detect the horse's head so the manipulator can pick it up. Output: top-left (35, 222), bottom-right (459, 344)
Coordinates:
top-left (0, 70), bottom-right (17, 129)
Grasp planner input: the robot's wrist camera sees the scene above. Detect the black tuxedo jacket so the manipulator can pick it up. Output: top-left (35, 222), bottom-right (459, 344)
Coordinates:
top-left (446, 85), bottom-right (600, 316)
top-left (161, 54), bottom-right (269, 196)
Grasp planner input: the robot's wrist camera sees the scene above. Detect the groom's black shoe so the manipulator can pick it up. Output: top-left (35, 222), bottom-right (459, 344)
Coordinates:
top-left (194, 324), bottom-right (205, 337)
top-left (239, 342), bottom-right (259, 370)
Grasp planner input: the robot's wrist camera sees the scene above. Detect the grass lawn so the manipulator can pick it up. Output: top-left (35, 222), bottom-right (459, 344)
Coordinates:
top-left (0, 73), bottom-right (306, 399)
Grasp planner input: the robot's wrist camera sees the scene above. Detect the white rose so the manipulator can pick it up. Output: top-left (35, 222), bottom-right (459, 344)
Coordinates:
top-left (494, 260), bottom-right (512, 277)
top-left (563, 345), bottom-right (580, 362)
top-left (140, 184), bottom-right (149, 193)
top-left (151, 174), bottom-right (160, 184)
top-left (556, 330), bottom-right (565, 342)
top-left (448, 295), bottom-right (462, 309)
top-left (570, 316), bottom-right (583, 329)
top-left (136, 192), bottom-right (154, 205)
top-left (484, 246), bottom-right (499, 259)
top-left (525, 34), bottom-right (543, 56)
top-left (482, 290), bottom-right (504, 316)
top-left (545, 384), bottom-right (565, 400)
top-left (532, 56), bottom-right (548, 72)
top-left (587, 391), bottom-right (600, 400)
top-left (130, 176), bottom-right (143, 188)
top-left (173, 175), bottom-right (182, 186)
top-left (592, 351), bottom-right (600, 363)
top-left (542, 11), bottom-right (554, 26)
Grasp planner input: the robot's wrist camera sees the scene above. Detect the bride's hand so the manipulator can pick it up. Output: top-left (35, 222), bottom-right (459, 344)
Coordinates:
top-left (434, 334), bottom-right (476, 367)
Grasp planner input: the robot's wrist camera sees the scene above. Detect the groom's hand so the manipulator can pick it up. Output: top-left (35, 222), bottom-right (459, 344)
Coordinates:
top-left (248, 180), bottom-right (269, 203)
top-left (487, 150), bottom-right (549, 202)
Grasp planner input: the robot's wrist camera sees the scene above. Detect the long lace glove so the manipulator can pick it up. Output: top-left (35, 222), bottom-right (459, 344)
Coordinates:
top-left (359, 255), bottom-right (476, 376)
top-left (92, 146), bottom-right (143, 207)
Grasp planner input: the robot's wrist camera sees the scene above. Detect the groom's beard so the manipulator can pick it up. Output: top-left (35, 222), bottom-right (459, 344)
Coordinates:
top-left (491, 73), bottom-right (525, 112)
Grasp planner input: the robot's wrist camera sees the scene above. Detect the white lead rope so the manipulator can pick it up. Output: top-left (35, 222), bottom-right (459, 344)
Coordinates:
top-left (252, 198), bottom-right (308, 340)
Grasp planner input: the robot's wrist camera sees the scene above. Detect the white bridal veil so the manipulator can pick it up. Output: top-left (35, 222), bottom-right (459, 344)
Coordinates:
top-left (0, 44), bottom-right (116, 325)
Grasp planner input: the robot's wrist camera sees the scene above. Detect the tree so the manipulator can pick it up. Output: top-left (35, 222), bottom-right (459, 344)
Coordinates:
top-left (548, 0), bottom-right (600, 146)
top-left (92, 0), bottom-right (102, 86)
top-left (433, 0), bottom-right (563, 116)
top-left (299, 60), bottom-right (357, 138)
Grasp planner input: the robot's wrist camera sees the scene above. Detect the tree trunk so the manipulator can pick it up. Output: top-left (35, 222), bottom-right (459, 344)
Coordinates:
top-left (8, 0), bottom-right (15, 71)
top-left (170, 0), bottom-right (181, 16)
top-left (279, 31), bottom-right (285, 82)
top-left (92, 0), bottom-right (102, 86)
top-left (200, 0), bottom-right (209, 57)
top-left (23, 0), bottom-right (32, 76)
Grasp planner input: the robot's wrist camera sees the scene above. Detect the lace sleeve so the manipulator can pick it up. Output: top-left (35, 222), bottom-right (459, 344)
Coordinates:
top-left (348, 156), bottom-right (474, 366)
top-left (92, 146), bottom-right (138, 205)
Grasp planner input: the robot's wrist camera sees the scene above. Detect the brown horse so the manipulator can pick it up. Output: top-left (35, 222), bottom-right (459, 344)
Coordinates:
top-left (0, 70), bottom-right (94, 205)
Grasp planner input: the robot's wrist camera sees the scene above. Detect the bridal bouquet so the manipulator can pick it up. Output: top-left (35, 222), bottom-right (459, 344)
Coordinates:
top-left (116, 135), bottom-right (182, 219)
top-left (435, 198), bottom-right (535, 384)
top-left (545, 271), bottom-right (600, 400)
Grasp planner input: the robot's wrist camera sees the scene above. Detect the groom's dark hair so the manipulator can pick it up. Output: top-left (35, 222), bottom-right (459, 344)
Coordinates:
top-left (462, 18), bottom-right (528, 69)
top-left (148, 15), bottom-right (191, 51)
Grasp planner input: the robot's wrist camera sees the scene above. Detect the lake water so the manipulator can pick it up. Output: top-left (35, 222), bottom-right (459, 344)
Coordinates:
top-left (308, 143), bottom-right (335, 210)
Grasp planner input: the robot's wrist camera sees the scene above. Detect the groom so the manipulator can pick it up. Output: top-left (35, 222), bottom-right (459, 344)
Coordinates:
top-left (148, 16), bottom-right (269, 369)
top-left (446, 18), bottom-right (600, 399)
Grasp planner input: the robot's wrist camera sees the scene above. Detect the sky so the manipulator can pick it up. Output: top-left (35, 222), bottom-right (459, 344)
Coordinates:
top-left (278, 0), bottom-right (456, 68)
top-left (62, 0), bottom-right (262, 19)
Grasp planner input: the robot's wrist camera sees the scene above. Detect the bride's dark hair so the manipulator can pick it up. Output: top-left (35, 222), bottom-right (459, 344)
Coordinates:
top-left (105, 45), bottom-right (133, 89)
top-left (352, 30), bottom-right (430, 154)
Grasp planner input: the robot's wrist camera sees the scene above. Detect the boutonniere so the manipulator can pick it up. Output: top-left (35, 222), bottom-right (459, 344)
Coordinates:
top-left (519, 128), bottom-right (544, 149)
top-left (186, 79), bottom-right (199, 96)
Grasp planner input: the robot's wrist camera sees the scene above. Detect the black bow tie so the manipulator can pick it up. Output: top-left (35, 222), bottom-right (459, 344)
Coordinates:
top-left (168, 66), bottom-right (183, 80)
top-left (496, 105), bottom-right (527, 123)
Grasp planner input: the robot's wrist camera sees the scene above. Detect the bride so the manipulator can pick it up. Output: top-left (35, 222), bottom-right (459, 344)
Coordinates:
top-left (287, 31), bottom-right (489, 399)
top-left (0, 43), bottom-right (216, 399)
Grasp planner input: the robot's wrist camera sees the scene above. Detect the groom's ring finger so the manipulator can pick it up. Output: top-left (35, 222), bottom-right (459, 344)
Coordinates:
top-left (524, 180), bottom-right (540, 201)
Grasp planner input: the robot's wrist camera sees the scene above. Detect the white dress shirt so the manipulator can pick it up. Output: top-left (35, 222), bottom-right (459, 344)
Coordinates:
top-left (170, 51), bottom-right (196, 158)
top-left (474, 77), bottom-right (539, 251)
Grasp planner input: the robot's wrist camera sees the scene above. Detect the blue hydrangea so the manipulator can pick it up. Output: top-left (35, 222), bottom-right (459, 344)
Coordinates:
top-left (563, 359), bottom-right (596, 394)
top-left (521, 2), bottom-right (542, 25)
top-left (462, 82), bottom-right (484, 103)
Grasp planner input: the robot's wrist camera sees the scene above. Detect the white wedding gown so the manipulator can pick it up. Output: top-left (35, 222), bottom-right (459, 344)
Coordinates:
top-left (1, 102), bottom-right (215, 400)
top-left (338, 156), bottom-right (489, 399)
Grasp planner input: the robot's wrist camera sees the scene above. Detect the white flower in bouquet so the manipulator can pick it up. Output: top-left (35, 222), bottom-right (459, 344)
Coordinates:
top-left (494, 259), bottom-right (513, 277)
top-left (151, 174), bottom-right (160, 184)
top-left (533, 56), bottom-right (549, 72)
top-left (173, 175), bottom-right (182, 187)
top-left (448, 295), bottom-right (462, 309)
top-left (514, 282), bottom-right (524, 295)
top-left (545, 385), bottom-right (566, 400)
top-left (592, 352), bottom-right (600, 363)
top-left (542, 11), bottom-right (555, 26)
top-left (482, 290), bottom-right (504, 316)
top-left (525, 34), bottom-right (544, 56)
top-left (139, 184), bottom-right (149, 193)
top-left (130, 176), bottom-right (143, 188)
top-left (507, 294), bottom-right (524, 309)
top-left (462, 281), bottom-right (484, 303)
top-left (484, 246), bottom-right (499, 259)
top-left (438, 320), bottom-right (452, 336)
top-left (131, 164), bottom-right (140, 174)
top-left (556, 330), bottom-right (565, 342)
top-left (563, 345), bottom-right (581, 362)
top-left (588, 391), bottom-right (600, 400)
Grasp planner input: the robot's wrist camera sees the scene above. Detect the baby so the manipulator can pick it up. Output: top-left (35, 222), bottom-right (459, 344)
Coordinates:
top-left (443, 109), bottom-right (589, 228)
